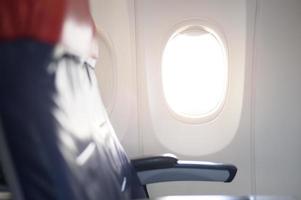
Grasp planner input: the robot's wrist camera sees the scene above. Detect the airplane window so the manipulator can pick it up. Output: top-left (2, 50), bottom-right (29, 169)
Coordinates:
top-left (162, 26), bottom-right (227, 121)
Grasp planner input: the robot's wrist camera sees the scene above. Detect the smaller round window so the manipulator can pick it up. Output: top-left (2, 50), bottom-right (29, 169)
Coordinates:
top-left (162, 26), bottom-right (228, 121)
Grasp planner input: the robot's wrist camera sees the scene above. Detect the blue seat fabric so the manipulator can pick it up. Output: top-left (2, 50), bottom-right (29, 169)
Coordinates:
top-left (0, 39), bottom-right (146, 200)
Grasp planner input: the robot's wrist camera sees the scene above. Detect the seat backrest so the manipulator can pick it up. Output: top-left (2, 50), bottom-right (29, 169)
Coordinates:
top-left (0, 164), bottom-right (6, 189)
top-left (0, 41), bottom-right (146, 200)
top-left (0, 0), bottom-right (146, 199)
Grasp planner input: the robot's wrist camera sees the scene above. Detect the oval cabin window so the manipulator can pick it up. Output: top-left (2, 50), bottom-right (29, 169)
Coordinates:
top-left (162, 26), bottom-right (228, 121)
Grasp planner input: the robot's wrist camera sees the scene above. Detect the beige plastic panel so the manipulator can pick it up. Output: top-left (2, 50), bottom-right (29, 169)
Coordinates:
top-left (135, 0), bottom-right (247, 156)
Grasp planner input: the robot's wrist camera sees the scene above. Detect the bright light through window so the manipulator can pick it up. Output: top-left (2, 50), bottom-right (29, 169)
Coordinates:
top-left (162, 27), bottom-right (227, 119)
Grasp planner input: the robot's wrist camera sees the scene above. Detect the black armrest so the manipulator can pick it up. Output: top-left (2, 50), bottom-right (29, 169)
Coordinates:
top-left (132, 154), bottom-right (178, 171)
top-left (131, 155), bottom-right (237, 185)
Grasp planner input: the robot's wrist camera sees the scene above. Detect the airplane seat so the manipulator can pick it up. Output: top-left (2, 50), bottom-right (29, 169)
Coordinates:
top-left (0, 43), bottom-right (147, 199)
top-left (0, 1), bottom-right (236, 200)
top-left (0, 163), bottom-right (7, 191)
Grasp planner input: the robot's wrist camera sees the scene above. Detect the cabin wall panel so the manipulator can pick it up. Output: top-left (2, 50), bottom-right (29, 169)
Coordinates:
top-left (90, 0), bottom-right (301, 198)
top-left (90, 0), bottom-right (140, 156)
top-left (254, 0), bottom-right (301, 198)
top-left (134, 0), bottom-right (251, 196)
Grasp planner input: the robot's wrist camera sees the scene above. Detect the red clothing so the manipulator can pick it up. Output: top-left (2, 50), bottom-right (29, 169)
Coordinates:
top-left (0, 0), bottom-right (98, 57)
top-left (0, 0), bottom-right (65, 44)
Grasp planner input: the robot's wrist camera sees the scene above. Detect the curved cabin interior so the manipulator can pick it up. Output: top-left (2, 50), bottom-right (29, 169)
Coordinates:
top-left (0, 0), bottom-right (301, 200)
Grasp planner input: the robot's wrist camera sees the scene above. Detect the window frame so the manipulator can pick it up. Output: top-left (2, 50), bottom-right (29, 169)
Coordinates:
top-left (160, 21), bottom-right (229, 124)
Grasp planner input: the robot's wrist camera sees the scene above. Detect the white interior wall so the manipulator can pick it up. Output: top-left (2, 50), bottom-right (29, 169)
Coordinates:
top-left (135, 0), bottom-right (247, 157)
top-left (254, 0), bottom-right (301, 198)
top-left (90, 0), bottom-right (301, 198)
top-left (90, 0), bottom-right (140, 156)
top-left (134, 0), bottom-right (252, 196)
